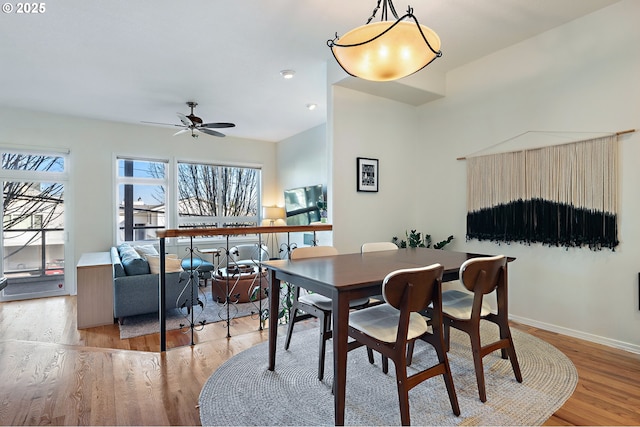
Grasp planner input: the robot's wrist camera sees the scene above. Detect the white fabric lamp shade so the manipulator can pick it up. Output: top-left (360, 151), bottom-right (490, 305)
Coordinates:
top-left (262, 206), bottom-right (286, 223)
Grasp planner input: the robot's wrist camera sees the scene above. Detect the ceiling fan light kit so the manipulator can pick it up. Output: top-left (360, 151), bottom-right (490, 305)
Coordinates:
top-left (327, 0), bottom-right (442, 82)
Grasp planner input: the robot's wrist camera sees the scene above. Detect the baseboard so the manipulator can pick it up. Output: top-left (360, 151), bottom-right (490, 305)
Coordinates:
top-left (509, 314), bottom-right (640, 355)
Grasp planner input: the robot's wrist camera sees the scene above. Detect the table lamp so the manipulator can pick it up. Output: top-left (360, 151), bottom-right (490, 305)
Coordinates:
top-left (262, 206), bottom-right (286, 258)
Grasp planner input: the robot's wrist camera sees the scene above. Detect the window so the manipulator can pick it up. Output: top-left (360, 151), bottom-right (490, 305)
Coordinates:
top-left (177, 161), bottom-right (260, 229)
top-left (116, 158), bottom-right (167, 242)
top-left (116, 157), bottom-right (261, 243)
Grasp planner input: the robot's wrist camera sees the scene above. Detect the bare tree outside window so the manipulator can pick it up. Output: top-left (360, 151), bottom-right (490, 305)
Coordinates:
top-left (177, 163), bottom-right (218, 216)
top-left (218, 166), bottom-right (259, 217)
top-left (2, 153), bottom-right (65, 278)
top-left (176, 162), bottom-right (259, 226)
top-left (3, 154), bottom-right (64, 231)
top-left (117, 157), bottom-right (260, 242)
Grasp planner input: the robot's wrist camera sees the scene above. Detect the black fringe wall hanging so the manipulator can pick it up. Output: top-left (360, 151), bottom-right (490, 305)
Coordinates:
top-left (465, 134), bottom-right (620, 251)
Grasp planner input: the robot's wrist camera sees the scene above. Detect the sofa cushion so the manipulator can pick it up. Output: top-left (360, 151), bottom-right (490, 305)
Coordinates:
top-left (119, 246), bottom-right (150, 276)
top-left (147, 255), bottom-right (184, 274)
top-left (134, 244), bottom-right (159, 259)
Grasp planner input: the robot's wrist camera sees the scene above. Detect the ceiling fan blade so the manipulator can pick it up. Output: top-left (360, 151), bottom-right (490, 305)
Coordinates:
top-left (200, 122), bottom-right (236, 129)
top-left (198, 128), bottom-right (226, 137)
top-left (173, 128), bottom-right (190, 136)
top-left (141, 121), bottom-right (183, 127)
top-left (177, 112), bottom-right (193, 127)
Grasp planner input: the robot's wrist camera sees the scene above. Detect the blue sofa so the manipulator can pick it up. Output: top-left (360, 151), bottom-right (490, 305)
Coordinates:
top-left (110, 244), bottom-right (199, 323)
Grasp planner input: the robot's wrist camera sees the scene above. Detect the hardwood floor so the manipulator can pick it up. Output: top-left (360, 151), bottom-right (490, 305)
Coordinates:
top-left (0, 295), bottom-right (638, 426)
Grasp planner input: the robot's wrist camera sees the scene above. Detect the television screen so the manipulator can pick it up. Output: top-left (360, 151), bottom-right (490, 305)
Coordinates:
top-left (284, 184), bottom-right (324, 225)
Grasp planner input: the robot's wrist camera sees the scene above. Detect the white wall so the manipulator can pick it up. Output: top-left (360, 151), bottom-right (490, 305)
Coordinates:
top-left (276, 124), bottom-right (331, 247)
top-left (416, 0), bottom-right (640, 352)
top-left (329, 0), bottom-right (640, 352)
top-left (0, 107), bottom-right (278, 293)
top-left (331, 86), bottom-right (420, 253)
top-left (277, 124), bottom-right (328, 201)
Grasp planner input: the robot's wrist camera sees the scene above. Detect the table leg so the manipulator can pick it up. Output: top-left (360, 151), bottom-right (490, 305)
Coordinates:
top-left (332, 290), bottom-right (350, 426)
top-left (268, 269), bottom-right (280, 371)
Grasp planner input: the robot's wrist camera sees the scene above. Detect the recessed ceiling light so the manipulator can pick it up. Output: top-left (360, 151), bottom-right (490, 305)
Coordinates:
top-left (306, 103), bottom-right (317, 111)
top-left (280, 69), bottom-right (296, 79)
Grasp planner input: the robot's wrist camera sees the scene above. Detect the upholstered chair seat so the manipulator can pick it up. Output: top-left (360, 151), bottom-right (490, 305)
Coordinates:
top-left (440, 289), bottom-right (492, 319)
top-left (348, 304), bottom-right (429, 343)
top-left (298, 293), bottom-right (369, 311)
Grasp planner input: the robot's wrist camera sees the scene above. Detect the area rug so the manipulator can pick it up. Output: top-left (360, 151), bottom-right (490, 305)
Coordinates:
top-left (199, 323), bottom-right (577, 426)
top-left (118, 289), bottom-right (267, 339)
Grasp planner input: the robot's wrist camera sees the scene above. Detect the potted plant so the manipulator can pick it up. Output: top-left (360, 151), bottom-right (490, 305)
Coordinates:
top-left (317, 196), bottom-right (327, 223)
top-left (392, 229), bottom-right (454, 249)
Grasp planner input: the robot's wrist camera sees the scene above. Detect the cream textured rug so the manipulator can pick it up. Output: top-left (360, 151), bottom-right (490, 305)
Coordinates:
top-left (118, 289), bottom-right (267, 339)
top-left (199, 323), bottom-right (577, 426)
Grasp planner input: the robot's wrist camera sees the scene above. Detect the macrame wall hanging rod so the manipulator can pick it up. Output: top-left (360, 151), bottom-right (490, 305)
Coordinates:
top-left (456, 128), bottom-right (635, 161)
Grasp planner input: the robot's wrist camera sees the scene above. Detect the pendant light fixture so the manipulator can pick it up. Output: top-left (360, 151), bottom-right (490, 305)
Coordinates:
top-left (327, 0), bottom-right (442, 82)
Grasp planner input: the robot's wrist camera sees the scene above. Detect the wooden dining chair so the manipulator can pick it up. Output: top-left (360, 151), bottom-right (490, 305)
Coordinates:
top-left (283, 246), bottom-right (371, 381)
top-left (361, 241), bottom-right (399, 372)
top-left (361, 241), bottom-right (399, 253)
top-left (428, 254), bottom-right (523, 402)
top-left (347, 263), bottom-right (460, 425)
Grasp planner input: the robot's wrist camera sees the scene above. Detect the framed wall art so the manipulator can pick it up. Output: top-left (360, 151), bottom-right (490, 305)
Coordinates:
top-left (357, 157), bottom-right (379, 192)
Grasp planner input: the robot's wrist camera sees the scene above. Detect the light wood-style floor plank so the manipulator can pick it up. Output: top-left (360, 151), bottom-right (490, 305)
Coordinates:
top-left (0, 295), bottom-right (638, 425)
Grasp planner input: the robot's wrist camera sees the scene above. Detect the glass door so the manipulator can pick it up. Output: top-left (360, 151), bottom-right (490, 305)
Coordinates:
top-left (1, 151), bottom-right (68, 301)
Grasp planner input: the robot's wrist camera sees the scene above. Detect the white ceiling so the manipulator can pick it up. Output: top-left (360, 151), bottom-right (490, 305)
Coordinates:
top-left (0, 0), bottom-right (619, 142)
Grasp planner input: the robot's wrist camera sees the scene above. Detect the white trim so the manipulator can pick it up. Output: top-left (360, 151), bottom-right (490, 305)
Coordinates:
top-left (0, 169), bottom-right (68, 182)
top-left (0, 143), bottom-right (70, 155)
top-left (177, 157), bottom-right (263, 170)
top-left (509, 314), bottom-right (640, 355)
top-left (116, 176), bottom-right (165, 186)
top-left (64, 153), bottom-right (76, 295)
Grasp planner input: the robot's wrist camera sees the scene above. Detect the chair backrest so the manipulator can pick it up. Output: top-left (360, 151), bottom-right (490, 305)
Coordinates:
top-left (459, 255), bottom-right (507, 295)
top-left (291, 246), bottom-right (338, 260)
top-left (382, 263), bottom-right (444, 313)
top-left (361, 242), bottom-right (399, 253)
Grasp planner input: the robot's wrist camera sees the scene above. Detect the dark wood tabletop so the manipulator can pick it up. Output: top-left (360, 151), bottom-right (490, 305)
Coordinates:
top-left (263, 247), bottom-right (509, 425)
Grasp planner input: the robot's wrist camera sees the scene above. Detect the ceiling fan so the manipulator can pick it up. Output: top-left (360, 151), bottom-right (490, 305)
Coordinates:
top-left (143, 101), bottom-right (235, 138)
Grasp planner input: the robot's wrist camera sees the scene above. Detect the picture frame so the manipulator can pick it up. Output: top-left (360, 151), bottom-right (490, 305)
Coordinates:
top-left (357, 157), bottom-right (379, 192)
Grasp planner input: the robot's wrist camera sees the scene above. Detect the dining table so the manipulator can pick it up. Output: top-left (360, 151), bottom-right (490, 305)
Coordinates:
top-left (263, 247), bottom-right (504, 425)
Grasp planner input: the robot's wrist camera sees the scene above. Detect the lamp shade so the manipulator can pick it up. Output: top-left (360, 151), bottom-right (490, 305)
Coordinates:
top-left (262, 206), bottom-right (286, 222)
top-left (330, 20), bottom-right (441, 82)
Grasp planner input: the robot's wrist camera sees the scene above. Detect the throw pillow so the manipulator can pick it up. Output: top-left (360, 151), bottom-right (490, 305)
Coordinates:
top-left (117, 242), bottom-right (134, 255)
top-left (134, 244), bottom-right (159, 259)
top-left (119, 247), bottom-right (150, 276)
top-left (147, 255), bottom-right (184, 274)
top-left (117, 244), bottom-right (138, 260)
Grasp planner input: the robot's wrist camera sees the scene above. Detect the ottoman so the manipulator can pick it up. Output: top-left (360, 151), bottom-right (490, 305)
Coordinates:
top-left (212, 264), bottom-right (267, 303)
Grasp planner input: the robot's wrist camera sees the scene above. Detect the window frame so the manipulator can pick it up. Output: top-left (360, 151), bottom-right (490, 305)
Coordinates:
top-left (115, 156), bottom-right (170, 244)
top-left (115, 156), bottom-right (262, 245)
top-left (175, 159), bottom-right (262, 231)
top-left (0, 146), bottom-right (71, 299)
